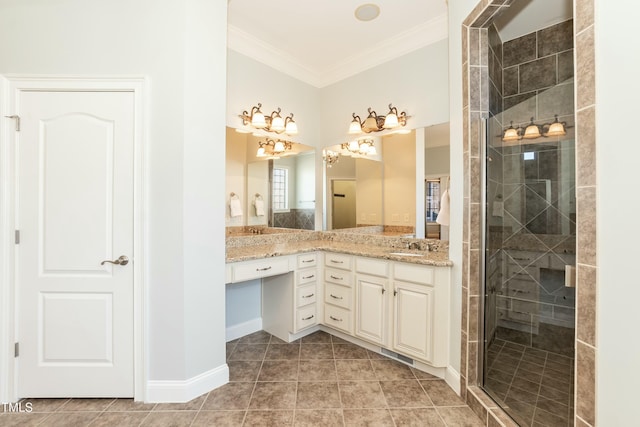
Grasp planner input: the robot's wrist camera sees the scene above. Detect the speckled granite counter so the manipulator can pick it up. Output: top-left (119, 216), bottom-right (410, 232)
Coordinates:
top-left (226, 230), bottom-right (452, 267)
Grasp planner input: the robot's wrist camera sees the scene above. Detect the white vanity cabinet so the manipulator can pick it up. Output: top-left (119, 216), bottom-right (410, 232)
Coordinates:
top-left (228, 253), bottom-right (319, 343)
top-left (323, 252), bottom-right (354, 334)
top-left (294, 253), bottom-right (319, 331)
top-left (392, 263), bottom-right (450, 366)
top-left (354, 257), bottom-right (389, 347)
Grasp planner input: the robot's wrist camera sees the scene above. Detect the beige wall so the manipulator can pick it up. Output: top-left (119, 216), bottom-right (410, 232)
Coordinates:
top-left (383, 132), bottom-right (417, 228)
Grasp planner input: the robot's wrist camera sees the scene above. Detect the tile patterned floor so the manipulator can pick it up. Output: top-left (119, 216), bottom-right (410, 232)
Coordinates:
top-left (1, 330), bottom-right (484, 426)
top-left (484, 339), bottom-right (575, 427)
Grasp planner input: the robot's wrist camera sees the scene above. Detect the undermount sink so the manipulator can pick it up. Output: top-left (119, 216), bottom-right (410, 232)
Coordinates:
top-left (388, 252), bottom-right (424, 257)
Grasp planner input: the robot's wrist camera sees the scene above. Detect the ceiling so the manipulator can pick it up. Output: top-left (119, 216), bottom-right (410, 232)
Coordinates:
top-left (494, 0), bottom-right (572, 42)
top-left (228, 0), bottom-right (449, 88)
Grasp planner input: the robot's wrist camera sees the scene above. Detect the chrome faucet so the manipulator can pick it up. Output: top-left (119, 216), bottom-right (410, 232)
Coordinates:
top-left (407, 241), bottom-right (421, 250)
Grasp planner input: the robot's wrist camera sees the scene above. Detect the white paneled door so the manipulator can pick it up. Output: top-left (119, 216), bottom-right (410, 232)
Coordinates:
top-left (17, 90), bottom-right (134, 397)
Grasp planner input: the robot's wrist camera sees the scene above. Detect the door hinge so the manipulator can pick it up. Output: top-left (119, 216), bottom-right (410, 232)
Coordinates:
top-left (4, 115), bottom-right (20, 132)
top-left (14, 342), bottom-right (19, 357)
top-left (15, 230), bottom-right (20, 244)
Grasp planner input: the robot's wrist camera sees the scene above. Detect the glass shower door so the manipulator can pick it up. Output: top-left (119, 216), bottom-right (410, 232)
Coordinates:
top-left (482, 117), bottom-right (576, 426)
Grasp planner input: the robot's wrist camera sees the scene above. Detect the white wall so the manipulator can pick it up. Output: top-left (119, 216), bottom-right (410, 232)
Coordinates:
top-left (447, 0), bottom-right (479, 380)
top-left (595, 1), bottom-right (640, 424)
top-left (226, 128), bottom-right (247, 226)
top-left (320, 41), bottom-right (450, 148)
top-left (0, 0), bottom-right (228, 387)
top-left (296, 153), bottom-right (316, 210)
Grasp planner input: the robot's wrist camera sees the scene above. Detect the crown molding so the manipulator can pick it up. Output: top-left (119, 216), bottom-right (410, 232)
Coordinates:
top-left (227, 25), bottom-right (324, 87)
top-left (228, 13), bottom-right (448, 88)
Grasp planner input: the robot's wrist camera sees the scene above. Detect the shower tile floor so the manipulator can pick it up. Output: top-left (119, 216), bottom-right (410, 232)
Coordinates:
top-left (2, 330), bottom-right (485, 426)
top-left (485, 339), bottom-right (575, 427)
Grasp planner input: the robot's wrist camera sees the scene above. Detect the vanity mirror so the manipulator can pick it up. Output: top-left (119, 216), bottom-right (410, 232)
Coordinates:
top-left (226, 127), bottom-right (315, 231)
top-left (322, 123), bottom-right (450, 240)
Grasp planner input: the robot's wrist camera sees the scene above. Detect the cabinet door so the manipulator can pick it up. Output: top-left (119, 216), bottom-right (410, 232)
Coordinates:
top-left (355, 275), bottom-right (387, 346)
top-left (393, 281), bottom-right (433, 363)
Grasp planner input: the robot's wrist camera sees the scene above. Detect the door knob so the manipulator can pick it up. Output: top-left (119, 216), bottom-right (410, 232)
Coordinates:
top-left (101, 255), bottom-right (129, 266)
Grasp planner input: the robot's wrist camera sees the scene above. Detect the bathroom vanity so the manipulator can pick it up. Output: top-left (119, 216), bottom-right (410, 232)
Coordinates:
top-left (225, 230), bottom-right (452, 372)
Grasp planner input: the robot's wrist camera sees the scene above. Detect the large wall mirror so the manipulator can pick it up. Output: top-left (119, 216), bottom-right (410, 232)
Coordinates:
top-left (226, 127), bottom-right (316, 230)
top-left (322, 123), bottom-right (450, 240)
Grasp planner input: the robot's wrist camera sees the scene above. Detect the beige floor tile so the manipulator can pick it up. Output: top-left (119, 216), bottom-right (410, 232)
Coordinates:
top-left (191, 410), bottom-right (246, 426)
top-left (296, 382), bottom-right (341, 409)
top-left (244, 409), bottom-right (294, 426)
top-left (294, 409), bottom-right (344, 426)
top-left (89, 411), bottom-right (149, 426)
top-left (140, 410), bottom-right (197, 426)
top-left (298, 360), bottom-right (338, 381)
top-left (339, 381), bottom-right (387, 409)
top-left (343, 408), bottom-right (394, 426)
top-left (249, 382), bottom-right (297, 410)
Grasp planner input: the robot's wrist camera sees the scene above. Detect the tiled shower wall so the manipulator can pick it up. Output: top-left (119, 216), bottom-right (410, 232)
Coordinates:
top-left (489, 20), bottom-right (577, 357)
top-left (461, 0), bottom-right (596, 426)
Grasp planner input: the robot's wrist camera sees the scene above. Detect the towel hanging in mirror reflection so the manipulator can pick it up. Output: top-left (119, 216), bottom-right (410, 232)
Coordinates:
top-left (229, 192), bottom-right (243, 217)
top-left (254, 193), bottom-right (265, 216)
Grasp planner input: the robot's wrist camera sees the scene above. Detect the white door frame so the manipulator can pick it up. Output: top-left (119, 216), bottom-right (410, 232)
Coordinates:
top-left (0, 75), bottom-right (148, 403)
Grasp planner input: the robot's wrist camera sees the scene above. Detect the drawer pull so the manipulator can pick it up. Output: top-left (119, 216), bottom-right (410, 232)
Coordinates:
top-left (256, 266), bottom-right (272, 272)
top-left (330, 259), bottom-right (344, 264)
top-left (302, 259), bottom-right (314, 263)
top-left (302, 274), bottom-right (315, 279)
top-left (329, 315), bottom-right (343, 322)
top-left (330, 275), bottom-right (343, 280)
top-left (302, 293), bottom-right (315, 298)
top-left (302, 315), bottom-right (315, 321)
top-left (330, 294), bottom-right (343, 300)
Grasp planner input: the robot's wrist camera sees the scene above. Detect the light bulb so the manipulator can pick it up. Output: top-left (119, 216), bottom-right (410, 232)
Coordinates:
top-left (270, 115), bottom-right (285, 132)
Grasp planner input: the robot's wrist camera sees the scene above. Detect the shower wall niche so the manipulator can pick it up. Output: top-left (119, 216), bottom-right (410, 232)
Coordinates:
top-left (482, 17), bottom-right (577, 427)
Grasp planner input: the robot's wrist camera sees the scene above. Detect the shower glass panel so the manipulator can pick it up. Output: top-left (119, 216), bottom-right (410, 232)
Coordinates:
top-left (482, 117), bottom-right (576, 425)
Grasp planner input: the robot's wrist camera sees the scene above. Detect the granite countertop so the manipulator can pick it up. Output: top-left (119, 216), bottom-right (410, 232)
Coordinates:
top-left (226, 239), bottom-right (453, 267)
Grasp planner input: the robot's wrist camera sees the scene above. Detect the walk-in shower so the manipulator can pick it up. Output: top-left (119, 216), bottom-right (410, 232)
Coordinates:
top-left (479, 3), bottom-right (576, 425)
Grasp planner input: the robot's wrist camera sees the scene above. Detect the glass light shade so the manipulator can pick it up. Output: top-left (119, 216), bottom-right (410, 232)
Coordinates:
top-left (256, 146), bottom-right (266, 157)
top-left (270, 115), bottom-right (285, 132)
top-left (502, 127), bottom-right (520, 142)
top-left (285, 120), bottom-right (298, 135)
top-left (383, 112), bottom-right (399, 129)
top-left (359, 143), bottom-right (369, 154)
top-left (251, 111), bottom-right (266, 128)
top-left (363, 116), bottom-right (378, 132)
top-left (274, 141), bottom-right (285, 152)
top-left (523, 122), bottom-right (541, 139)
top-left (546, 121), bottom-right (566, 137)
top-left (349, 119), bottom-right (362, 134)
top-left (348, 140), bottom-right (359, 152)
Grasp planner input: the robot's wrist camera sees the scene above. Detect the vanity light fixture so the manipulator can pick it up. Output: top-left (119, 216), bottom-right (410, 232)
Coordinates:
top-left (545, 115), bottom-right (567, 137)
top-left (349, 104), bottom-right (408, 134)
top-left (256, 138), bottom-right (293, 158)
top-left (323, 149), bottom-right (340, 168)
top-left (341, 139), bottom-right (377, 156)
top-left (522, 117), bottom-right (542, 139)
top-left (501, 115), bottom-right (569, 142)
top-left (240, 103), bottom-right (298, 135)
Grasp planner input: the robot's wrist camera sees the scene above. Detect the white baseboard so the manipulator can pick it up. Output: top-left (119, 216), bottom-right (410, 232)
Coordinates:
top-left (146, 364), bottom-right (229, 403)
top-left (226, 317), bottom-right (262, 342)
top-left (445, 365), bottom-right (461, 395)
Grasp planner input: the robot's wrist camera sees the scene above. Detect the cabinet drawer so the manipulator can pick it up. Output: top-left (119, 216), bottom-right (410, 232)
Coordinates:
top-left (297, 269), bottom-right (317, 285)
top-left (324, 304), bottom-right (351, 333)
top-left (297, 253), bottom-right (317, 269)
top-left (324, 253), bottom-right (352, 270)
top-left (296, 305), bottom-right (317, 331)
top-left (393, 263), bottom-right (434, 285)
top-left (296, 283), bottom-right (317, 307)
top-left (325, 283), bottom-right (351, 309)
top-left (325, 268), bottom-right (351, 286)
top-left (356, 257), bottom-right (389, 277)
top-left (232, 257), bottom-right (290, 282)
